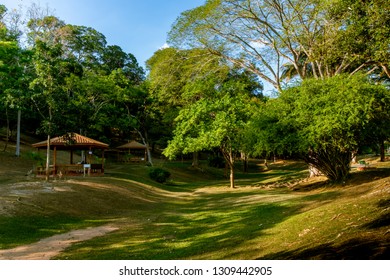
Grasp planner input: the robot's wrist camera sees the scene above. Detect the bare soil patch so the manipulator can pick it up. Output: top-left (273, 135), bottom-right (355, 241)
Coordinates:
top-left (0, 224), bottom-right (118, 260)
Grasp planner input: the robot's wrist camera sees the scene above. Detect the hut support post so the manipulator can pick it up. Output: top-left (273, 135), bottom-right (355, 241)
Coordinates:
top-left (53, 146), bottom-right (57, 175)
top-left (45, 135), bottom-right (51, 181)
top-left (88, 148), bottom-right (92, 176)
top-left (102, 150), bottom-right (105, 173)
top-left (70, 150), bottom-right (74, 164)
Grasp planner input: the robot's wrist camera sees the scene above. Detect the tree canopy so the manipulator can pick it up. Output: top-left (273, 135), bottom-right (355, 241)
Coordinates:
top-left (248, 75), bottom-right (390, 181)
top-left (1, 3), bottom-right (148, 161)
top-left (168, 0), bottom-right (390, 90)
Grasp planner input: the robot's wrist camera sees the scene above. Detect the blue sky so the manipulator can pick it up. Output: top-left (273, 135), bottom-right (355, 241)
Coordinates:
top-left (2, 0), bottom-right (205, 67)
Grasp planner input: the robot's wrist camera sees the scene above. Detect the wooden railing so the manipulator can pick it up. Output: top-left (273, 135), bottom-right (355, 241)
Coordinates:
top-left (36, 164), bottom-right (104, 176)
top-left (57, 164), bottom-right (84, 175)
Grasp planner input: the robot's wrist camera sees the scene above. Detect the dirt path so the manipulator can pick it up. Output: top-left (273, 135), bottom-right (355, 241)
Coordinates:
top-left (0, 225), bottom-right (118, 260)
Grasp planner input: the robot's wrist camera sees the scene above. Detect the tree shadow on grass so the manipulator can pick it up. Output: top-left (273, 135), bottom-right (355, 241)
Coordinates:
top-left (261, 197), bottom-right (390, 260)
top-left (363, 198), bottom-right (390, 230)
top-left (59, 189), bottom-right (342, 260)
top-left (349, 168), bottom-right (390, 185)
top-left (72, 201), bottom-right (305, 260)
top-left (260, 237), bottom-right (390, 260)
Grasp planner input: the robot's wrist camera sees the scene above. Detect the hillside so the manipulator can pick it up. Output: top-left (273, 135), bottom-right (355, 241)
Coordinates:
top-left (0, 137), bottom-right (389, 259)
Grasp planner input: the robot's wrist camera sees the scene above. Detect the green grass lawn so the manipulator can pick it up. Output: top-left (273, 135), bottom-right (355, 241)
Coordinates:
top-left (0, 149), bottom-right (389, 259)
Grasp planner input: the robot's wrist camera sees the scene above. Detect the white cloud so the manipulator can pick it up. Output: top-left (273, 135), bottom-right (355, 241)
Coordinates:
top-left (159, 43), bottom-right (170, 50)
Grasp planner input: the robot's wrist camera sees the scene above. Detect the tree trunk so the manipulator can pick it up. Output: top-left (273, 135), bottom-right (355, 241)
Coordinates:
top-left (309, 164), bottom-right (322, 178)
top-left (222, 147), bottom-right (235, 189)
top-left (45, 134), bottom-right (51, 181)
top-left (192, 151), bottom-right (199, 167)
top-left (351, 150), bottom-right (358, 164)
top-left (136, 129), bottom-right (153, 166)
top-left (15, 110), bottom-right (21, 157)
top-left (146, 147), bottom-right (153, 166)
top-left (2, 107), bottom-right (10, 152)
top-left (241, 152), bottom-right (248, 172)
top-left (230, 165), bottom-right (235, 189)
top-left (305, 147), bottom-right (351, 182)
top-left (380, 140), bottom-right (385, 162)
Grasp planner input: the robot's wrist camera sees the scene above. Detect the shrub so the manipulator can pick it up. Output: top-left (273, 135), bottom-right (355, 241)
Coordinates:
top-left (148, 167), bottom-right (171, 183)
top-left (26, 151), bottom-right (45, 167)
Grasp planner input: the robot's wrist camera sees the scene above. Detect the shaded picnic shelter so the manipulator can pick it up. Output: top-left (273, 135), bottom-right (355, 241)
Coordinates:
top-left (116, 140), bottom-right (148, 163)
top-left (32, 132), bottom-right (109, 176)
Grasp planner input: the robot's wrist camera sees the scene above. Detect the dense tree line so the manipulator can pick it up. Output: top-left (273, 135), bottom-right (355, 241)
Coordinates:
top-left (1, 1), bottom-right (389, 185)
top-left (0, 4), bottom-right (148, 147)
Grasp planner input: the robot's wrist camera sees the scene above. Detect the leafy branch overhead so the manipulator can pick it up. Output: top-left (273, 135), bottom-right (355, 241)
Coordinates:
top-left (169, 0), bottom-right (390, 90)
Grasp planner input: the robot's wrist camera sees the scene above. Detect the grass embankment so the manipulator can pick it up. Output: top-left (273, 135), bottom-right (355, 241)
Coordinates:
top-left (56, 164), bottom-right (390, 260)
top-left (0, 138), bottom-right (389, 259)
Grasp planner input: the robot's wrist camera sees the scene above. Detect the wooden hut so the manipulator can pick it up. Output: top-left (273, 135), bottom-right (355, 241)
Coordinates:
top-left (116, 140), bottom-right (147, 163)
top-left (32, 132), bottom-right (109, 176)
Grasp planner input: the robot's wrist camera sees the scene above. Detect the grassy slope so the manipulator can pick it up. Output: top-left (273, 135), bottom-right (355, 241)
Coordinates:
top-left (0, 137), bottom-right (389, 259)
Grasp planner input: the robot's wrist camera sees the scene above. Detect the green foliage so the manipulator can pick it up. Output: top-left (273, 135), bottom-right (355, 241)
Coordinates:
top-left (169, 0), bottom-right (390, 91)
top-left (0, 33), bottom-right (31, 112)
top-left (245, 99), bottom-right (298, 158)
top-left (148, 167), bottom-right (171, 183)
top-left (287, 76), bottom-right (389, 152)
top-left (164, 89), bottom-right (260, 188)
top-left (102, 45), bottom-right (145, 84)
top-left (164, 93), bottom-right (254, 158)
top-left (327, 0), bottom-right (390, 79)
top-left (29, 40), bottom-right (70, 136)
top-left (146, 48), bottom-right (230, 107)
top-left (26, 151), bottom-right (45, 167)
top-left (249, 75), bottom-right (390, 181)
top-left (60, 24), bottom-right (107, 69)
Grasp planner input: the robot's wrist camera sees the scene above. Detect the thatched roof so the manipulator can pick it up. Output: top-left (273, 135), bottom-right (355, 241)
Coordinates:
top-left (117, 140), bottom-right (146, 150)
top-left (32, 133), bottom-right (109, 150)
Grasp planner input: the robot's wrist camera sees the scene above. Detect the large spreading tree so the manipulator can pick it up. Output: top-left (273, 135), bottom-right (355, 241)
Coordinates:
top-left (248, 75), bottom-right (390, 182)
top-left (147, 46), bottom-right (263, 186)
top-left (168, 0), bottom-right (390, 88)
top-left (163, 71), bottom-right (262, 188)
